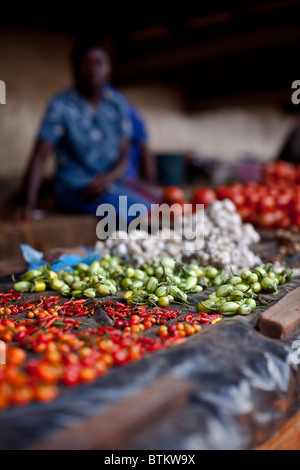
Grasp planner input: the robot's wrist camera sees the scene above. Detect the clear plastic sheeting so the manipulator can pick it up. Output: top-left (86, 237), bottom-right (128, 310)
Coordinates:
top-left (0, 279), bottom-right (299, 450)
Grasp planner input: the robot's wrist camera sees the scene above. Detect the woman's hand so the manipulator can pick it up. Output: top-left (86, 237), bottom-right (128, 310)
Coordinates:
top-left (3, 192), bottom-right (33, 222)
top-left (79, 138), bottom-right (130, 200)
top-left (78, 174), bottom-right (111, 199)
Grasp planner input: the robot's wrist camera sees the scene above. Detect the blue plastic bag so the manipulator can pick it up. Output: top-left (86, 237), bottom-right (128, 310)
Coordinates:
top-left (20, 244), bottom-right (102, 273)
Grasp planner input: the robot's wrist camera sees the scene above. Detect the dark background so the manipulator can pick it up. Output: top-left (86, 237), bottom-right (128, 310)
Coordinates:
top-left (2, 0), bottom-right (300, 111)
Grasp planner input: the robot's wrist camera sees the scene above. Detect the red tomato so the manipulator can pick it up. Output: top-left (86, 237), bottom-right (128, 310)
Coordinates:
top-left (192, 188), bottom-right (216, 208)
top-left (276, 213), bottom-right (292, 229)
top-left (292, 210), bottom-right (300, 228)
top-left (296, 166), bottom-right (300, 184)
top-left (277, 190), bottom-right (293, 211)
top-left (216, 185), bottom-right (232, 201)
top-left (230, 182), bottom-right (244, 193)
top-left (244, 186), bottom-right (261, 208)
top-left (6, 347), bottom-right (26, 367)
top-left (257, 211), bottom-right (278, 228)
top-left (257, 194), bottom-right (276, 212)
top-left (163, 186), bottom-right (185, 204)
top-left (267, 185), bottom-right (279, 198)
top-left (238, 207), bottom-right (253, 222)
top-left (61, 365), bottom-right (81, 386)
top-left (290, 196), bottom-right (300, 215)
top-left (11, 386), bottom-right (34, 406)
top-left (112, 349), bottom-right (129, 366)
top-left (230, 191), bottom-right (246, 209)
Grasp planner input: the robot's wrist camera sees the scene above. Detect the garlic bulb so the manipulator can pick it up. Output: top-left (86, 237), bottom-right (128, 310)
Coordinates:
top-left (95, 199), bottom-right (262, 272)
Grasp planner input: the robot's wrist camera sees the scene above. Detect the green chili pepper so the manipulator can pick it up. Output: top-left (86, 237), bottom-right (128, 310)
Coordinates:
top-left (228, 290), bottom-right (244, 301)
top-left (184, 276), bottom-right (198, 290)
top-left (172, 276), bottom-right (182, 285)
top-left (13, 281), bottom-right (32, 292)
top-left (245, 298), bottom-right (256, 309)
top-left (125, 267), bottom-right (135, 278)
top-left (155, 286), bottom-right (168, 298)
top-left (197, 300), bottom-right (217, 313)
top-left (127, 295), bottom-right (144, 305)
top-left (235, 284), bottom-right (250, 293)
top-left (131, 280), bottom-right (145, 290)
top-left (120, 278), bottom-right (133, 289)
top-left (75, 263), bottom-right (90, 273)
top-left (247, 273), bottom-right (258, 284)
top-left (241, 270), bottom-right (252, 281)
top-left (154, 266), bottom-right (164, 278)
top-left (71, 290), bottom-right (83, 298)
top-left (132, 289), bottom-right (148, 298)
top-left (216, 284), bottom-right (234, 298)
top-left (72, 281), bottom-right (88, 291)
top-left (60, 285), bottom-right (71, 296)
top-left (161, 257), bottom-right (176, 270)
top-left (252, 267), bottom-right (267, 280)
top-left (188, 285), bottom-right (203, 293)
top-left (261, 277), bottom-right (277, 293)
top-left (218, 302), bottom-right (240, 314)
top-left (237, 304), bottom-right (252, 315)
top-left (133, 269), bottom-right (146, 280)
top-left (204, 267), bottom-right (219, 279)
top-left (62, 273), bottom-right (75, 284)
top-left (97, 284), bottom-right (113, 296)
top-left (158, 296), bottom-right (170, 307)
top-left (145, 266), bottom-right (155, 276)
top-left (50, 279), bottom-right (65, 291)
top-left (145, 277), bottom-right (159, 293)
top-left (87, 261), bottom-right (101, 275)
top-left (83, 288), bottom-right (96, 298)
top-left (20, 270), bottom-right (41, 282)
top-left (229, 276), bottom-right (243, 286)
top-left (251, 282), bottom-right (262, 293)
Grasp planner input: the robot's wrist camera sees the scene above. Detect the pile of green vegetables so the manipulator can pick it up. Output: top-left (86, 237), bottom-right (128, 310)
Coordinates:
top-left (13, 255), bottom-right (293, 317)
top-left (197, 265), bottom-right (293, 316)
top-left (13, 256), bottom-right (226, 301)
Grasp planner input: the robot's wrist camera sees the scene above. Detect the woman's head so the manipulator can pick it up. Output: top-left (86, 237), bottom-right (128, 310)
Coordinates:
top-left (71, 36), bottom-right (111, 91)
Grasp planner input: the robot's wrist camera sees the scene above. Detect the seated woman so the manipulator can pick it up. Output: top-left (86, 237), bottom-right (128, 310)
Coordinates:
top-left (12, 36), bottom-right (157, 225)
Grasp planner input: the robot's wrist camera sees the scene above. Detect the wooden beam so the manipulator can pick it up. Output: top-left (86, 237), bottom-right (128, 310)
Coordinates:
top-left (247, 0), bottom-right (299, 15)
top-left (117, 24), bottom-right (300, 78)
top-left (256, 286), bottom-right (300, 339)
top-left (259, 410), bottom-right (300, 450)
top-left (184, 11), bottom-right (233, 29)
top-left (128, 25), bottom-right (170, 42)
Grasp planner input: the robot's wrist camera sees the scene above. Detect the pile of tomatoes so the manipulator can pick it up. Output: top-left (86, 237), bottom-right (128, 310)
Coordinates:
top-left (163, 161), bottom-right (300, 230)
top-left (214, 181), bottom-right (300, 229)
top-left (262, 160), bottom-right (300, 186)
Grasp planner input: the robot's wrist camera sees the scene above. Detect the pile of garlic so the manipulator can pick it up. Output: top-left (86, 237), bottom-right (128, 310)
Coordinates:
top-left (95, 199), bottom-right (262, 273)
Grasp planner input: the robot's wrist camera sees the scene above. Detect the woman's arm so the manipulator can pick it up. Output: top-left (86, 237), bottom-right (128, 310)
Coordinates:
top-left (139, 142), bottom-right (157, 184)
top-left (9, 139), bottom-right (53, 221)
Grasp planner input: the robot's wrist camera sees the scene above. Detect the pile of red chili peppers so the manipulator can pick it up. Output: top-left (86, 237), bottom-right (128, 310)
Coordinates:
top-left (0, 290), bottom-right (222, 409)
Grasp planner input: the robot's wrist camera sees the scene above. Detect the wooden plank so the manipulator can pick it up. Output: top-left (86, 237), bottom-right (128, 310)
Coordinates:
top-left (26, 376), bottom-right (191, 450)
top-left (256, 286), bottom-right (300, 339)
top-left (117, 24), bottom-right (300, 77)
top-left (0, 215), bottom-right (97, 259)
top-left (259, 410), bottom-right (300, 450)
top-left (0, 255), bottom-right (27, 277)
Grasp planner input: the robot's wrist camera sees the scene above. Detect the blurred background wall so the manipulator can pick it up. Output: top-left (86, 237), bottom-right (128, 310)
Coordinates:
top-left (1, 1), bottom-right (300, 195)
top-left (0, 29), bottom-right (299, 180)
